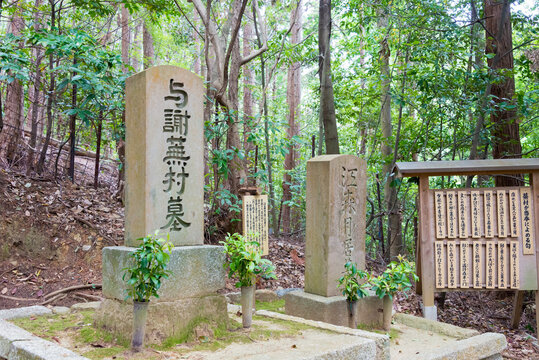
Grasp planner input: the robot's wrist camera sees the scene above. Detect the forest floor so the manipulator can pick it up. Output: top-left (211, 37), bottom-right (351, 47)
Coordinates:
top-left (0, 167), bottom-right (538, 359)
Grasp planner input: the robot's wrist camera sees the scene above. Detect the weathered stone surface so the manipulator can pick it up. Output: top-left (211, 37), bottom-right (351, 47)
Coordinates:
top-left (0, 320), bottom-right (36, 358)
top-left (304, 155), bottom-right (367, 297)
top-left (9, 337), bottom-right (88, 360)
top-left (125, 65), bottom-right (204, 247)
top-left (51, 306), bottom-right (70, 315)
top-left (70, 302), bottom-right (101, 311)
top-left (0, 306), bottom-right (51, 320)
top-left (94, 295), bottom-right (228, 344)
top-left (226, 289), bottom-right (278, 304)
top-left (102, 245), bottom-right (225, 302)
top-left (419, 332), bottom-right (507, 360)
top-left (394, 313), bottom-right (479, 340)
top-left (284, 290), bottom-right (383, 328)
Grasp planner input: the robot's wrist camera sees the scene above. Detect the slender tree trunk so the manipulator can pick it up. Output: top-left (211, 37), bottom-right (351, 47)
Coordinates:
top-left (132, 19), bottom-right (142, 72)
top-left (282, 0), bottom-right (302, 234)
top-left (242, 21), bottom-right (255, 185)
top-left (484, 0), bottom-right (522, 186)
top-left (142, 20), bottom-right (154, 69)
top-left (68, 56), bottom-right (77, 181)
top-left (378, 9), bottom-right (403, 260)
top-left (94, 110), bottom-right (103, 189)
top-left (2, 1), bottom-right (25, 162)
top-left (319, 0), bottom-right (339, 154)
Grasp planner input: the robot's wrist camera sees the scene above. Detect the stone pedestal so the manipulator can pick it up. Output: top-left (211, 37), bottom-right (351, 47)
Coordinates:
top-left (285, 290), bottom-right (383, 328)
top-left (96, 245), bottom-right (228, 344)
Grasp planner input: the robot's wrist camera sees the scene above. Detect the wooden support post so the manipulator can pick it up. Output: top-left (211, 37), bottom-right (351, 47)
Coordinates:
top-left (419, 175), bottom-right (436, 320)
top-left (511, 290), bottom-right (525, 329)
top-left (532, 172), bottom-right (539, 338)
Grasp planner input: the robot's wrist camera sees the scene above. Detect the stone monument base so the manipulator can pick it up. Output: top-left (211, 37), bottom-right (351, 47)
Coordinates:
top-left (94, 295), bottom-right (228, 344)
top-left (97, 245), bottom-right (228, 344)
top-left (284, 290), bottom-right (384, 328)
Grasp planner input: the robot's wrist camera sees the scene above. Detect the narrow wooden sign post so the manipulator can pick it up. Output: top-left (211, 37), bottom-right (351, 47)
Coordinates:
top-left (396, 158), bottom-right (539, 337)
top-left (240, 187), bottom-right (269, 256)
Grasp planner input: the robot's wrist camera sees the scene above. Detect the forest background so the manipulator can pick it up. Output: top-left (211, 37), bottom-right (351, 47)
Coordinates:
top-left (0, 0), bottom-right (537, 263)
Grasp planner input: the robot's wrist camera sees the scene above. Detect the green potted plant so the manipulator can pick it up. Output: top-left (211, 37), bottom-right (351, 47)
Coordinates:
top-left (337, 261), bottom-right (370, 329)
top-left (123, 231), bottom-right (173, 352)
top-left (221, 233), bottom-right (277, 328)
top-left (370, 255), bottom-right (418, 331)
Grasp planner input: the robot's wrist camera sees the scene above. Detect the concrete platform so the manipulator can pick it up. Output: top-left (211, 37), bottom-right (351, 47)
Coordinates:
top-left (284, 289), bottom-right (384, 327)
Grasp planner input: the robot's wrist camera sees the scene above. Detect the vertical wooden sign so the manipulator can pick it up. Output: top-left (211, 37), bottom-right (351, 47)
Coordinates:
top-left (435, 191), bottom-right (446, 239)
top-left (484, 191), bottom-right (494, 238)
top-left (435, 241), bottom-right (445, 289)
top-left (473, 241), bottom-right (482, 288)
top-left (446, 191), bottom-right (457, 238)
top-left (509, 190), bottom-right (520, 238)
top-left (447, 242), bottom-right (457, 288)
top-left (458, 191), bottom-right (469, 239)
top-left (510, 241), bottom-right (520, 289)
top-left (471, 191), bottom-right (481, 238)
top-left (497, 190), bottom-right (508, 238)
top-left (460, 241), bottom-right (470, 289)
top-left (520, 188), bottom-right (535, 255)
top-left (242, 195), bottom-right (269, 256)
top-left (497, 241), bottom-right (507, 289)
top-left (486, 242), bottom-right (495, 289)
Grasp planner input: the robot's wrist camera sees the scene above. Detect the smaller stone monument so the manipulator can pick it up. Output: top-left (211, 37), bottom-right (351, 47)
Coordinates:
top-left (95, 66), bottom-right (227, 344)
top-left (285, 154), bottom-right (383, 327)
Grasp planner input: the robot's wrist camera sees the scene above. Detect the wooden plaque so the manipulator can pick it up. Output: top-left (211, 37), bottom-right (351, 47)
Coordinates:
top-left (509, 190), bottom-right (520, 238)
top-left (510, 241), bottom-right (520, 289)
top-left (497, 190), bottom-right (508, 238)
top-left (471, 191), bottom-right (481, 238)
top-left (484, 191), bottom-right (494, 238)
top-left (435, 241), bottom-right (445, 289)
top-left (446, 191), bottom-right (457, 238)
top-left (460, 241), bottom-right (470, 289)
top-left (520, 188), bottom-right (535, 255)
top-left (486, 242), bottom-right (495, 289)
top-left (242, 195), bottom-right (269, 256)
top-left (435, 191), bottom-right (446, 239)
top-left (458, 191), bottom-right (469, 239)
top-left (473, 241), bottom-right (482, 289)
top-left (497, 241), bottom-right (507, 289)
top-left (447, 242), bottom-right (457, 288)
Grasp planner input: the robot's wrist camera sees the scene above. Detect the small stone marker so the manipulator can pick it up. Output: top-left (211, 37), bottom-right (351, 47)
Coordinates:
top-left (124, 65), bottom-right (204, 246)
top-left (242, 194), bottom-right (269, 256)
top-left (304, 154), bottom-right (366, 297)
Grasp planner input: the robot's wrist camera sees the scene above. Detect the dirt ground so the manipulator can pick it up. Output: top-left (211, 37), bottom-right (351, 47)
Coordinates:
top-left (1, 167), bottom-right (538, 359)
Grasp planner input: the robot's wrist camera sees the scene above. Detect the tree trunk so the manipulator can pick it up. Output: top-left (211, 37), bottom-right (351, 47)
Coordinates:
top-left (484, 0), bottom-right (522, 187)
top-left (378, 9), bottom-right (403, 260)
top-left (1, 1), bottom-right (25, 162)
top-left (94, 110), bottom-right (103, 189)
top-left (142, 20), bottom-right (154, 69)
top-left (132, 19), bottom-right (142, 72)
top-left (282, 0), bottom-right (302, 234)
top-left (319, 0), bottom-right (339, 154)
top-left (242, 21), bottom-right (255, 185)
top-left (68, 56), bottom-right (78, 182)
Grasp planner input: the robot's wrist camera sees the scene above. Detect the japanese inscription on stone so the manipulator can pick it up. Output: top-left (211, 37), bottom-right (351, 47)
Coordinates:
top-left (161, 79), bottom-right (191, 232)
top-left (242, 195), bottom-right (269, 256)
top-left (435, 191), bottom-right (446, 239)
top-left (446, 191), bottom-right (457, 239)
top-left (521, 188), bottom-right (535, 255)
top-left (458, 191), bottom-right (469, 239)
top-left (341, 167), bottom-right (358, 263)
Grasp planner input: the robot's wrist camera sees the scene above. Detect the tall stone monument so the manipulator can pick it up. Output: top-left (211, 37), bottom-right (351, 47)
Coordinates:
top-left (285, 155), bottom-right (383, 327)
top-left (95, 66), bottom-right (227, 344)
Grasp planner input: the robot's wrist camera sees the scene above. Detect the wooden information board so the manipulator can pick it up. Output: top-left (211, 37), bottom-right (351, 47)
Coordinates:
top-left (429, 188), bottom-right (536, 290)
top-left (242, 194), bottom-right (269, 256)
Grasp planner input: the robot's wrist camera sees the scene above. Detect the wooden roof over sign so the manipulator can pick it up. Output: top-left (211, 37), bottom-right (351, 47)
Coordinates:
top-left (395, 158), bottom-right (539, 177)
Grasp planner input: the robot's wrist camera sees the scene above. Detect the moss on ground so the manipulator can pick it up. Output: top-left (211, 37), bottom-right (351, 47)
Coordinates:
top-left (9, 300), bottom-right (326, 359)
top-left (255, 298), bottom-right (285, 313)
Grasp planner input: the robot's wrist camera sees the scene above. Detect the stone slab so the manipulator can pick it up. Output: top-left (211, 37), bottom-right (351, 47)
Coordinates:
top-left (226, 289), bottom-right (279, 304)
top-left (0, 320), bottom-right (36, 358)
top-left (70, 302), bottom-right (101, 311)
top-left (423, 304), bottom-right (437, 321)
top-left (51, 306), bottom-right (70, 315)
top-left (284, 290), bottom-right (383, 328)
top-left (0, 306), bottom-right (51, 321)
top-left (394, 313), bottom-right (479, 340)
top-left (305, 155), bottom-right (367, 297)
top-left (8, 337), bottom-right (88, 360)
top-left (101, 245), bottom-right (225, 302)
top-left (125, 65), bottom-right (204, 247)
top-left (419, 332), bottom-right (507, 360)
top-left (94, 295), bottom-right (228, 345)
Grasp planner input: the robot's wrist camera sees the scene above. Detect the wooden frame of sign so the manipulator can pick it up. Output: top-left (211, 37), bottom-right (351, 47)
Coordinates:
top-left (396, 159), bottom-right (539, 336)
